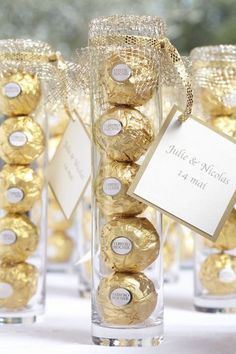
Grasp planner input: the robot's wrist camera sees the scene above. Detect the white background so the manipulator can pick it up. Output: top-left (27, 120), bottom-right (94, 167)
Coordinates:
top-left (1, 271), bottom-right (236, 354)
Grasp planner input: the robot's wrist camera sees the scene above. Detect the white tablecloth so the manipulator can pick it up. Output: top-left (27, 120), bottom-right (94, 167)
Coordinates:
top-left (1, 271), bottom-right (236, 354)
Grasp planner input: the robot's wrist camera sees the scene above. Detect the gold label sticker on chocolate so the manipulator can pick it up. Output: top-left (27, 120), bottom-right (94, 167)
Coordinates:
top-left (6, 187), bottom-right (24, 204)
top-left (0, 282), bottom-right (13, 299)
top-left (9, 131), bottom-right (28, 147)
top-left (3, 82), bottom-right (22, 98)
top-left (219, 266), bottom-right (236, 283)
top-left (111, 237), bottom-right (133, 255)
top-left (111, 63), bottom-right (132, 82)
top-left (102, 119), bottom-right (122, 137)
top-left (102, 177), bottom-right (121, 196)
top-left (110, 288), bottom-right (132, 307)
top-left (0, 229), bottom-right (17, 245)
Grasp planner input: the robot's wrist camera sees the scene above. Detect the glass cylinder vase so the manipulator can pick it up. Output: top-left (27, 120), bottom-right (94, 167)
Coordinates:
top-left (88, 15), bottom-right (166, 347)
top-left (0, 39), bottom-right (60, 323)
top-left (191, 45), bottom-right (236, 312)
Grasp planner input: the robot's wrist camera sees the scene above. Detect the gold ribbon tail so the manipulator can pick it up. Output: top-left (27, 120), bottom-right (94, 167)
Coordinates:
top-left (159, 38), bottom-right (193, 122)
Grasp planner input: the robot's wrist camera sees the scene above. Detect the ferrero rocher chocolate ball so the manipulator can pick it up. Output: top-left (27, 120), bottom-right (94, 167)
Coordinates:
top-left (47, 232), bottom-right (74, 263)
top-left (0, 165), bottom-right (43, 213)
top-left (96, 272), bottom-right (157, 325)
top-left (48, 199), bottom-right (73, 231)
top-left (93, 107), bottom-right (154, 162)
top-left (199, 254), bottom-right (236, 295)
top-left (49, 109), bottom-right (69, 137)
top-left (0, 262), bottom-right (38, 309)
top-left (0, 214), bottom-right (38, 264)
top-left (211, 115), bottom-right (236, 139)
top-left (102, 48), bottom-right (158, 106)
top-left (94, 160), bottom-right (147, 216)
top-left (0, 116), bottom-right (45, 164)
top-left (100, 217), bottom-right (159, 272)
top-left (0, 72), bottom-right (41, 116)
top-left (205, 210), bottom-right (236, 250)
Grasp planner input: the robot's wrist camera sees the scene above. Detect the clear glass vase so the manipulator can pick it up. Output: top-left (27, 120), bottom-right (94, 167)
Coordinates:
top-left (88, 15), bottom-right (165, 347)
top-left (47, 108), bottom-right (79, 273)
top-left (0, 39), bottom-right (59, 323)
top-left (191, 45), bottom-right (236, 312)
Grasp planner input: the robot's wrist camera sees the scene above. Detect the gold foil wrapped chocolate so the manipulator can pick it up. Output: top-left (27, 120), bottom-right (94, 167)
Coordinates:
top-left (0, 214), bottom-right (38, 264)
top-left (211, 115), bottom-right (236, 139)
top-left (102, 47), bottom-right (158, 107)
top-left (200, 86), bottom-right (236, 117)
top-left (96, 272), bottom-right (157, 325)
top-left (199, 254), bottom-right (236, 295)
top-left (205, 210), bottom-right (236, 250)
top-left (0, 262), bottom-right (38, 309)
top-left (0, 165), bottom-right (43, 213)
top-left (100, 217), bottom-right (160, 272)
top-left (47, 232), bottom-right (74, 263)
top-left (95, 160), bottom-right (147, 216)
top-left (48, 199), bottom-right (73, 231)
top-left (0, 116), bottom-right (45, 164)
top-left (94, 107), bottom-right (154, 162)
top-left (0, 72), bottom-right (41, 116)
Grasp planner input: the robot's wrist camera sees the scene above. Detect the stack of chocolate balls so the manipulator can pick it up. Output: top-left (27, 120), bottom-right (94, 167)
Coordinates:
top-left (47, 109), bottom-right (75, 267)
top-left (93, 48), bottom-right (161, 325)
top-left (200, 210), bottom-right (236, 295)
top-left (0, 71), bottom-right (45, 308)
top-left (197, 61), bottom-right (236, 296)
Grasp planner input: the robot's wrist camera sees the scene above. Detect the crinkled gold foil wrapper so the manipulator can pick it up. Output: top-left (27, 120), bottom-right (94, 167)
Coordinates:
top-left (211, 115), bottom-right (236, 139)
top-left (100, 217), bottom-right (159, 272)
top-left (163, 241), bottom-right (175, 272)
top-left (47, 232), bottom-right (74, 263)
top-left (205, 210), bottom-right (236, 250)
top-left (0, 72), bottom-right (41, 116)
top-left (199, 253), bottom-right (236, 295)
top-left (95, 160), bottom-right (147, 216)
top-left (101, 47), bottom-right (158, 107)
top-left (49, 109), bottom-right (69, 137)
top-left (93, 106), bottom-right (154, 162)
top-left (0, 165), bottom-right (43, 213)
top-left (199, 86), bottom-right (236, 117)
top-left (48, 199), bottom-right (73, 231)
top-left (0, 262), bottom-right (38, 309)
top-left (0, 116), bottom-right (45, 164)
top-left (96, 272), bottom-right (157, 325)
top-left (0, 214), bottom-right (38, 264)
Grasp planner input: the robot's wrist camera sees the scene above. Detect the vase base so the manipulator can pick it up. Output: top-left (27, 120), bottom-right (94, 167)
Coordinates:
top-left (0, 315), bottom-right (37, 325)
top-left (92, 321), bottom-right (164, 347)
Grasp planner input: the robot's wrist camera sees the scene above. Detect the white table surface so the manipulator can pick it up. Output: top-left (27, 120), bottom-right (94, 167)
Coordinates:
top-left (1, 270), bottom-right (236, 354)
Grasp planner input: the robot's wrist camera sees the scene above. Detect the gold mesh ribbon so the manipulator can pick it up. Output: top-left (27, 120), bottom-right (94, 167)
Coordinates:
top-left (190, 45), bottom-right (236, 119)
top-left (88, 15), bottom-right (193, 122)
top-left (0, 39), bottom-right (68, 110)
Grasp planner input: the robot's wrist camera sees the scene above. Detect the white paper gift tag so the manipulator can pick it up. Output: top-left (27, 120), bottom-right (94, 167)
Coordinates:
top-left (48, 116), bottom-right (91, 219)
top-left (128, 106), bottom-right (236, 241)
